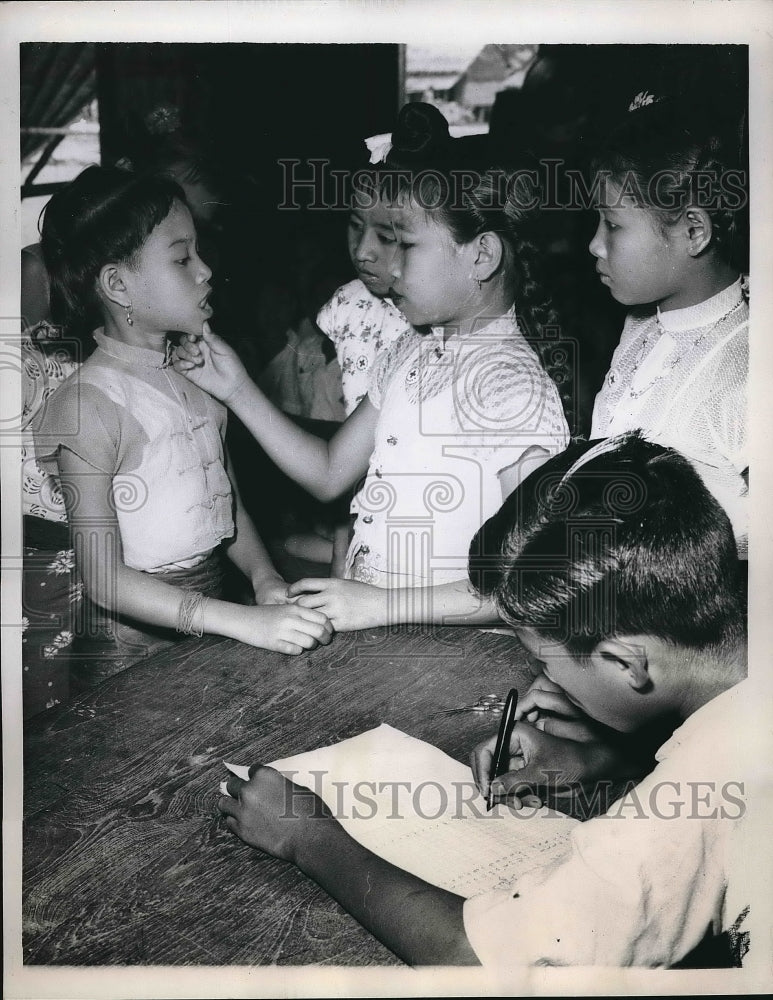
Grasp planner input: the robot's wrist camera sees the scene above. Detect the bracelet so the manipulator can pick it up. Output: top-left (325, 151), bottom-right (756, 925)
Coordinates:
top-left (176, 590), bottom-right (209, 637)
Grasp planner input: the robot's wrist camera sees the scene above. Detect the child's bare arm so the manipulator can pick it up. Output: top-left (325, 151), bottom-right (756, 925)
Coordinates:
top-left (288, 577), bottom-right (500, 631)
top-left (58, 448), bottom-right (332, 654)
top-left (225, 377), bottom-right (377, 503)
top-left (223, 448), bottom-right (287, 604)
top-left (498, 445), bottom-right (554, 502)
top-left (218, 767), bottom-right (479, 966)
top-left (175, 326), bottom-right (376, 501)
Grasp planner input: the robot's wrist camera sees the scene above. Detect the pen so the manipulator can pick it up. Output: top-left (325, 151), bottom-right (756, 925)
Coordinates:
top-left (487, 687), bottom-right (518, 811)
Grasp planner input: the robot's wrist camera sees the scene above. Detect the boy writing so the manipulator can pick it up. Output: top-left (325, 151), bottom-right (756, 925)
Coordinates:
top-left (218, 433), bottom-right (753, 967)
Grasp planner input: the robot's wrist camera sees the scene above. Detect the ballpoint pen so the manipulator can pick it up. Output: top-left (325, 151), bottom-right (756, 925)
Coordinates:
top-left (487, 687), bottom-right (518, 811)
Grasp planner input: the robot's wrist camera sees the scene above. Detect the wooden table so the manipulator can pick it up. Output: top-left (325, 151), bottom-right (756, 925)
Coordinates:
top-left (23, 624), bottom-right (534, 966)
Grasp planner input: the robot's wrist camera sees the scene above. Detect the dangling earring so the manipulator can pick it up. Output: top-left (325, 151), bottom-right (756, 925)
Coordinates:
top-left (476, 278), bottom-right (482, 291)
top-left (125, 302), bottom-right (134, 326)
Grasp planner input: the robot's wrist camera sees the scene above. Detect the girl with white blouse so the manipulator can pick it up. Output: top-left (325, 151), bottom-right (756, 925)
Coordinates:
top-left (177, 104), bottom-right (570, 629)
top-left (35, 167), bottom-right (333, 657)
top-left (587, 97), bottom-right (749, 553)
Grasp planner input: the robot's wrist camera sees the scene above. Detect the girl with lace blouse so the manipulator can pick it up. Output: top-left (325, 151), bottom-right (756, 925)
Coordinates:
top-left (587, 98), bottom-right (749, 553)
top-left (33, 167), bottom-right (333, 658)
top-left (176, 103), bottom-right (570, 629)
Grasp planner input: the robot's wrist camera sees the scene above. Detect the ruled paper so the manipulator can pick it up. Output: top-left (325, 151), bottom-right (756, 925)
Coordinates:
top-left (221, 723), bottom-right (577, 898)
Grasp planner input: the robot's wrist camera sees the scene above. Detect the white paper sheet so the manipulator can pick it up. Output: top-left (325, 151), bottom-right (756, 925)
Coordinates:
top-left (220, 723), bottom-right (578, 898)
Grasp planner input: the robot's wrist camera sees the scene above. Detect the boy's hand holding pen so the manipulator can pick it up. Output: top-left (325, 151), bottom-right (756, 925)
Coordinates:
top-left (471, 687), bottom-right (560, 811)
top-left (484, 688), bottom-right (529, 811)
top-left (471, 682), bottom-right (624, 809)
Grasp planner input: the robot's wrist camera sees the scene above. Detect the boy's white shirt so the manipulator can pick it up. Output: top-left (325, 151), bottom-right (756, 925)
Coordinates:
top-left (464, 678), bottom-right (755, 967)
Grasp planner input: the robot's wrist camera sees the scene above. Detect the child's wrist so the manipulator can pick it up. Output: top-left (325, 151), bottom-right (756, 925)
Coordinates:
top-left (253, 573), bottom-right (287, 603)
top-left (175, 590), bottom-right (210, 636)
top-left (222, 373), bottom-right (251, 408)
top-left (291, 811), bottom-right (341, 875)
top-left (202, 597), bottom-right (239, 639)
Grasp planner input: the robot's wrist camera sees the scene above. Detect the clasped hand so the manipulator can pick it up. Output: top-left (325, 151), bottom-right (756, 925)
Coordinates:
top-left (287, 577), bottom-right (387, 631)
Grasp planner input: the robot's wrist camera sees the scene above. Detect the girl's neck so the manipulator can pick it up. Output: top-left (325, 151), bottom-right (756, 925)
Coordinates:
top-left (438, 284), bottom-right (513, 340)
top-left (102, 313), bottom-right (168, 354)
top-left (658, 261), bottom-right (739, 313)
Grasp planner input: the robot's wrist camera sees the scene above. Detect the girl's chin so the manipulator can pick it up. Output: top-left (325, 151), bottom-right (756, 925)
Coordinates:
top-left (359, 272), bottom-right (388, 295)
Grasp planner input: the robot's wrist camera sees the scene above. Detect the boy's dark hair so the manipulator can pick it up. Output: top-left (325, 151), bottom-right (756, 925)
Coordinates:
top-left (468, 432), bottom-right (744, 656)
top-left (41, 165), bottom-right (186, 334)
top-left (589, 100), bottom-right (749, 273)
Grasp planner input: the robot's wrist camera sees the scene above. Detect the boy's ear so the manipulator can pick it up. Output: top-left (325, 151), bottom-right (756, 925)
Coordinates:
top-left (591, 637), bottom-right (652, 691)
top-left (473, 231), bottom-right (504, 281)
top-left (98, 263), bottom-right (130, 308)
top-left (683, 207), bottom-right (713, 257)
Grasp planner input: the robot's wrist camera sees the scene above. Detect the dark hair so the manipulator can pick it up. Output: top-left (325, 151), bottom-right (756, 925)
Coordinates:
top-left (41, 165), bottom-right (185, 333)
top-left (357, 103), bottom-right (571, 410)
top-left (590, 100), bottom-right (749, 272)
top-left (115, 104), bottom-right (222, 203)
top-left (468, 432), bottom-right (744, 656)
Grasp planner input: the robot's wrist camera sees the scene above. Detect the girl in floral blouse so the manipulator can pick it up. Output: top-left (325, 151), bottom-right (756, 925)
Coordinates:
top-left (282, 161), bottom-right (415, 574)
top-left (176, 104), bottom-right (569, 630)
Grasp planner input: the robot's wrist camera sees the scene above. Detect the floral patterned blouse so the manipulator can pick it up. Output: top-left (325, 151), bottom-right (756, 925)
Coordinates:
top-left (22, 325), bottom-right (81, 522)
top-left (316, 278), bottom-right (413, 416)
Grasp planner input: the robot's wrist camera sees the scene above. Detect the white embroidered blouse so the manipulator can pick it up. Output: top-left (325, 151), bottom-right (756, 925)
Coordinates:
top-left (591, 277), bottom-right (748, 553)
top-left (346, 310), bottom-right (570, 588)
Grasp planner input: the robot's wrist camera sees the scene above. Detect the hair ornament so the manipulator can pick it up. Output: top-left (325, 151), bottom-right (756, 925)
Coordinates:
top-left (365, 132), bottom-right (393, 164)
top-left (628, 90), bottom-right (660, 113)
top-left (144, 104), bottom-right (182, 136)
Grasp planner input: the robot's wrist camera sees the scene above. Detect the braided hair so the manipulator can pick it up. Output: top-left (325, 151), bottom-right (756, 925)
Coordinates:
top-left (363, 102), bottom-right (573, 419)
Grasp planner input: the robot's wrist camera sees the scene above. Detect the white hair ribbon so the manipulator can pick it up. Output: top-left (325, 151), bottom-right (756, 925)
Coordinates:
top-left (364, 132), bottom-right (393, 164)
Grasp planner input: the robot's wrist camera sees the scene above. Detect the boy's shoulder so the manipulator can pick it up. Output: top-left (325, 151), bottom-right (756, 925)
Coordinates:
top-left (655, 678), bottom-right (751, 772)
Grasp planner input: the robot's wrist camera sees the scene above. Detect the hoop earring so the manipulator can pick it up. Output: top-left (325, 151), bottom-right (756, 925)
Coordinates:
top-left (125, 302), bottom-right (134, 326)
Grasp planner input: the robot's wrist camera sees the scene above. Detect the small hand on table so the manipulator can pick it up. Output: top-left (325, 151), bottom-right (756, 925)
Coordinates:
top-left (219, 766), bottom-right (331, 861)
